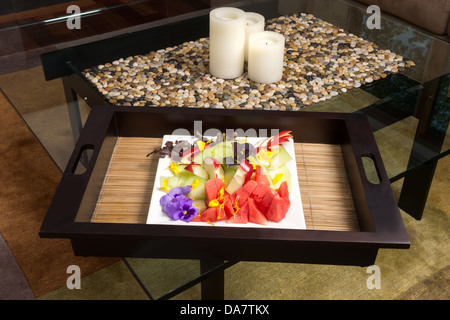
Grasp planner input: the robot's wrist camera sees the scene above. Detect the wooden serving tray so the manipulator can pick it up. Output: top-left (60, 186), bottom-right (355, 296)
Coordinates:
top-left (89, 137), bottom-right (359, 232)
top-left (40, 106), bottom-right (409, 266)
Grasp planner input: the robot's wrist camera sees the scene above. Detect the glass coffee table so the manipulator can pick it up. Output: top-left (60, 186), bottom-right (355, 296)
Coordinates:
top-left (36, 0), bottom-right (448, 299)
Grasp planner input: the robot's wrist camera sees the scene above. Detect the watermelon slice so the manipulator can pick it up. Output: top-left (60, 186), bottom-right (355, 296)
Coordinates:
top-left (204, 178), bottom-right (225, 203)
top-left (205, 179), bottom-right (220, 204)
top-left (191, 206), bottom-right (227, 223)
top-left (227, 201), bottom-right (249, 224)
top-left (215, 205), bottom-right (226, 220)
top-left (257, 188), bottom-right (278, 215)
top-left (248, 198), bottom-right (268, 225)
top-left (219, 192), bottom-right (234, 218)
top-left (250, 182), bottom-right (270, 205)
top-left (277, 181), bottom-right (289, 198)
top-left (265, 194), bottom-right (291, 223)
top-left (231, 180), bottom-right (258, 207)
top-left (222, 198), bottom-right (235, 218)
top-left (264, 181), bottom-right (290, 223)
top-left (253, 165), bottom-right (271, 186)
top-left (213, 178), bottom-right (225, 191)
top-left (191, 207), bottom-right (215, 222)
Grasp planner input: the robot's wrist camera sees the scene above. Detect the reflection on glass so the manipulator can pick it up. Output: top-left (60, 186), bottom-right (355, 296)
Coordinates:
top-left (125, 258), bottom-right (200, 299)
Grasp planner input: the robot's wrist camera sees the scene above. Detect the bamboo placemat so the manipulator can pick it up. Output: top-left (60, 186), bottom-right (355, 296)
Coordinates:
top-left (91, 137), bottom-right (162, 224)
top-left (296, 143), bottom-right (359, 231)
top-left (90, 137), bottom-right (360, 231)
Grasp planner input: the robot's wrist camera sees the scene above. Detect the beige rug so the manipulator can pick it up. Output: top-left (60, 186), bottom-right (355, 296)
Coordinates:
top-left (0, 89), bottom-right (119, 298)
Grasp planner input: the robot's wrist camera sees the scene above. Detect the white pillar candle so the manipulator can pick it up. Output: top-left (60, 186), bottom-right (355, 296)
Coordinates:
top-left (244, 12), bottom-right (265, 61)
top-left (248, 31), bottom-right (285, 84)
top-left (209, 7), bottom-right (246, 79)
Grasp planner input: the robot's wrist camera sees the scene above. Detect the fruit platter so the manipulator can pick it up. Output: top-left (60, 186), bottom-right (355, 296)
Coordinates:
top-left (146, 130), bottom-right (306, 229)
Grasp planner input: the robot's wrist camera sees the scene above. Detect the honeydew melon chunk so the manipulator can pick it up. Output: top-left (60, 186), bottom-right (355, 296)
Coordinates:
top-left (192, 142), bottom-right (233, 165)
top-left (248, 156), bottom-right (291, 192)
top-left (182, 164), bottom-right (209, 180)
top-left (192, 147), bottom-right (214, 164)
top-left (247, 154), bottom-right (259, 167)
top-left (223, 165), bottom-right (239, 187)
top-left (192, 200), bottom-right (207, 214)
top-left (250, 146), bottom-right (292, 171)
top-left (213, 142), bottom-right (234, 162)
top-left (255, 148), bottom-right (272, 167)
top-left (159, 173), bottom-right (207, 200)
top-left (268, 164), bottom-right (292, 192)
top-left (167, 163), bottom-right (186, 175)
top-left (266, 146), bottom-right (292, 171)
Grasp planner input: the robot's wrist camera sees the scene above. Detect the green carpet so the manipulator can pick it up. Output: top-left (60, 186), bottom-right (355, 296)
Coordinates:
top-left (38, 261), bottom-right (150, 300)
top-left (170, 169), bottom-right (450, 300)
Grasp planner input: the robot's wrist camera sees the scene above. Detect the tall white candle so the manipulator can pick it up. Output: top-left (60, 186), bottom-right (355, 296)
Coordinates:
top-left (244, 12), bottom-right (265, 61)
top-left (248, 31), bottom-right (285, 84)
top-left (209, 7), bottom-right (246, 79)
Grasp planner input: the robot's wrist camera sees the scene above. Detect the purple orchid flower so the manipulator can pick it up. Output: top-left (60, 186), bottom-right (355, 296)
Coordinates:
top-left (160, 185), bottom-right (198, 222)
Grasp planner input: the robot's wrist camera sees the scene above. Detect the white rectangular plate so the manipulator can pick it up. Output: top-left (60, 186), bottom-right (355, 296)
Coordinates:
top-left (146, 135), bottom-right (306, 230)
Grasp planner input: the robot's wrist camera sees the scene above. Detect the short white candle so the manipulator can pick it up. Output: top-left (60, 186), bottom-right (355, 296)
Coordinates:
top-left (248, 31), bottom-right (285, 84)
top-left (209, 7), bottom-right (246, 79)
top-left (244, 12), bottom-right (265, 61)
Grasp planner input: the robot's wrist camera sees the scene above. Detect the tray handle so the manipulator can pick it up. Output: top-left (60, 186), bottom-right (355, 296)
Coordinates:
top-left (346, 114), bottom-right (409, 239)
top-left (40, 107), bottom-right (114, 236)
top-left (344, 114), bottom-right (389, 188)
top-left (64, 121), bottom-right (108, 180)
top-left (359, 152), bottom-right (382, 185)
top-left (70, 143), bottom-right (95, 175)
top-left (40, 140), bottom-right (102, 235)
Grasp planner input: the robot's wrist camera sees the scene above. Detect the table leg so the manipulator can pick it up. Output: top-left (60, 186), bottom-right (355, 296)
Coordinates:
top-left (200, 259), bottom-right (225, 300)
top-left (62, 76), bottom-right (83, 144)
top-left (62, 76), bottom-right (92, 167)
top-left (398, 158), bottom-right (438, 220)
top-left (398, 76), bottom-right (449, 220)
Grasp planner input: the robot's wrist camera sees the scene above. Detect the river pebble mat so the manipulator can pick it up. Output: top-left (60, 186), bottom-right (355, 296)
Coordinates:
top-left (83, 12), bottom-right (415, 110)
